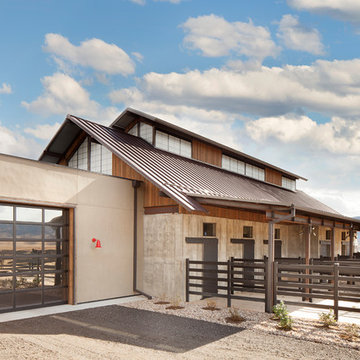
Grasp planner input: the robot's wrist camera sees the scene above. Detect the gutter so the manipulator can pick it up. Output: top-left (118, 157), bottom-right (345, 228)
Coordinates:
top-left (132, 180), bottom-right (152, 299)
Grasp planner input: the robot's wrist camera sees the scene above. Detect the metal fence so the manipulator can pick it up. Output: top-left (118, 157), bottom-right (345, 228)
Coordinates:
top-left (185, 257), bottom-right (360, 318)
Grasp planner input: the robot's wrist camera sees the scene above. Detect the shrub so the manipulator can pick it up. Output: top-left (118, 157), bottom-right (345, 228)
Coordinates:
top-left (203, 299), bottom-right (219, 311)
top-left (319, 310), bottom-right (337, 328)
top-left (272, 300), bottom-right (288, 320)
top-left (278, 313), bottom-right (293, 331)
top-left (225, 307), bottom-right (245, 323)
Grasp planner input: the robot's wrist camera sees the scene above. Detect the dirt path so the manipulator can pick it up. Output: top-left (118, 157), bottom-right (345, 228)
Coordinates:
top-left (0, 305), bottom-right (358, 360)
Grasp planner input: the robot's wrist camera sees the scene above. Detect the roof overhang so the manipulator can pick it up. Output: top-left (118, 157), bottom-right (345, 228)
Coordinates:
top-left (195, 197), bottom-right (360, 230)
top-left (39, 117), bottom-right (83, 163)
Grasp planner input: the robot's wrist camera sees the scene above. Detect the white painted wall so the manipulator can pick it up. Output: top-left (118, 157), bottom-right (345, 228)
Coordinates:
top-left (0, 153), bottom-right (135, 303)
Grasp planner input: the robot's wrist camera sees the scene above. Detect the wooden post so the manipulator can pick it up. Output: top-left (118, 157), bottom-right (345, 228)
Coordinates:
top-left (227, 259), bottom-right (231, 308)
top-left (265, 222), bottom-right (274, 313)
top-left (273, 261), bottom-right (278, 306)
top-left (68, 208), bottom-right (75, 305)
top-left (350, 229), bottom-right (354, 258)
top-left (331, 227), bottom-right (335, 261)
top-left (334, 262), bottom-right (339, 320)
top-left (305, 225), bottom-right (311, 301)
top-left (230, 256), bottom-right (234, 295)
top-left (185, 258), bottom-right (190, 302)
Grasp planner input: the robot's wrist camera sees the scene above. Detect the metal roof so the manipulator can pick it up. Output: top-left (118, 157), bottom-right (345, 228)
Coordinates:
top-left (111, 107), bottom-right (307, 181)
top-left (51, 114), bottom-right (360, 227)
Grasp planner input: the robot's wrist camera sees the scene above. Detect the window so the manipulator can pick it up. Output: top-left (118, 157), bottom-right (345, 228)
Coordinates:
top-left (275, 228), bottom-right (281, 240)
top-left (320, 241), bottom-right (330, 257)
top-left (326, 230), bottom-right (331, 240)
top-left (68, 138), bottom-right (112, 175)
top-left (341, 231), bottom-right (346, 241)
top-left (139, 122), bottom-right (153, 143)
top-left (222, 155), bottom-right (264, 181)
top-left (243, 226), bottom-right (253, 238)
top-left (222, 155), bottom-right (245, 175)
top-left (282, 176), bottom-right (296, 191)
top-left (128, 123), bottom-right (139, 136)
top-left (246, 164), bottom-right (265, 181)
top-left (155, 131), bottom-right (191, 157)
top-left (203, 223), bottom-right (216, 237)
top-left (68, 140), bottom-right (88, 170)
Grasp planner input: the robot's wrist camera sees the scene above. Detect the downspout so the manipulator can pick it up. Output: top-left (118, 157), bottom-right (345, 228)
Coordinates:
top-left (132, 180), bottom-right (152, 299)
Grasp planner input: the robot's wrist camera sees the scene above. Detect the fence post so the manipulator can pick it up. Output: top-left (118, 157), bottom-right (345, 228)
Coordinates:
top-left (334, 262), bottom-right (339, 320)
top-left (185, 258), bottom-right (189, 302)
top-left (309, 258), bottom-right (313, 303)
top-left (227, 259), bottom-right (231, 308)
top-left (264, 256), bottom-right (268, 312)
top-left (230, 257), bottom-right (234, 295)
top-left (273, 261), bottom-right (278, 306)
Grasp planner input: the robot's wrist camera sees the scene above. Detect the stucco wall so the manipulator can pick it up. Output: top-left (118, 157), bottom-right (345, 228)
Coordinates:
top-left (0, 154), bottom-right (135, 303)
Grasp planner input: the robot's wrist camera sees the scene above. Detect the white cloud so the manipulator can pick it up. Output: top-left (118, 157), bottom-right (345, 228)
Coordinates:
top-left (22, 73), bottom-right (118, 124)
top-left (181, 14), bottom-right (280, 61)
top-left (288, 0), bottom-right (360, 22)
top-left (24, 122), bottom-right (61, 140)
top-left (43, 33), bottom-right (135, 76)
top-left (109, 87), bottom-right (241, 149)
top-left (130, 0), bottom-right (146, 4)
top-left (0, 83), bottom-right (12, 94)
top-left (0, 124), bottom-right (42, 158)
top-left (154, 0), bottom-right (182, 3)
top-left (277, 14), bottom-right (325, 55)
top-left (246, 114), bottom-right (360, 155)
top-left (132, 51), bottom-right (144, 63)
top-left (110, 58), bottom-right (360, 118)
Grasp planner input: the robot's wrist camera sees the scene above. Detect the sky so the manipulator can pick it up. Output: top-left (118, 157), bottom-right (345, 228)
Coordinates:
top-left (0, 0), bottom-right (360, 217)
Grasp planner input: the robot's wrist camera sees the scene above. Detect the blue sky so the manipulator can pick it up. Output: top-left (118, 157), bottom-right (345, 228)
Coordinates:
top-left (1, 0), bottom-right (360, 216)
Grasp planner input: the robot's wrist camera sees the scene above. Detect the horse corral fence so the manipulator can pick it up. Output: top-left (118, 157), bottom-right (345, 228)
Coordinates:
top-left (185, 258), bottom-right (360, 319)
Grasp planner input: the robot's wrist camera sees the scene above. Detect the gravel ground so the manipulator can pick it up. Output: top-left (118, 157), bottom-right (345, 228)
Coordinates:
top-left (0, 298), bottom-right (359, 360)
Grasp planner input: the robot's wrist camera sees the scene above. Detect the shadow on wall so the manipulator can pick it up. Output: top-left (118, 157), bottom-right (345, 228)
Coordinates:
top-left (0, 305), bottom-right (242, 353)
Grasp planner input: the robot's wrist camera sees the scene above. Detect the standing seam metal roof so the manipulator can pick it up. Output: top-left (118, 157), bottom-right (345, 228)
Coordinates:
top-left (67, 115), bottom-right (344, 219)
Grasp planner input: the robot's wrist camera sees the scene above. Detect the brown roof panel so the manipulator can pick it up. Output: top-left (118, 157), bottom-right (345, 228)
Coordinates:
top-left (65, 115), bottom-right (349, 222)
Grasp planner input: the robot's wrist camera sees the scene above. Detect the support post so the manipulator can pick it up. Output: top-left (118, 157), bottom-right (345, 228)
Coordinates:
top-left (227, 259), bottom-right (231, 308)
top-left (273, 261), bottom-right (278, 306)
top-left (331, 227), bottom-right (335, 261)
top-left (350, 228), bottom-right (354, 258)
top-left (334, 262), bottom-right (339, 320)
top-left (185, 258), bottom-right (189, 302)
top-left (265, 222), bottom-right (274, 313)
top-left (305, 224), bottom-right (311, 301)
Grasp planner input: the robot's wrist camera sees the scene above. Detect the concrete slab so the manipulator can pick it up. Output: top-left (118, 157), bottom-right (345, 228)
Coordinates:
top-left (0, 295), bottom-right (143, 323)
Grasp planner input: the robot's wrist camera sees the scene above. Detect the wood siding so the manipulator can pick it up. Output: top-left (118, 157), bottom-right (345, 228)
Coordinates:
top-left (144, 181), bottom-right (177, 207)
top-left (179, 204), bottom-right (267, 222)
top-left (265, 168), bottom-right (282, 186)
top-left (68, 208), bottom-right (74, 305)
top-left (192, 139), bottom-right (222, 167)
top-left (112, 155), bottom-right (145, 181)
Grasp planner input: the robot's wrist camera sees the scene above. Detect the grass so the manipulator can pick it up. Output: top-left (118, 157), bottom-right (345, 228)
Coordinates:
top-left (225, 307), bottom-right (245, 324)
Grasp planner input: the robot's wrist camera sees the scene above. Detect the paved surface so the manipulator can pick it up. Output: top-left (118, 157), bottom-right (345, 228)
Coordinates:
top-left (0, 305), bottom-right (241, 353)
top-left (0, 304), bottom-right (359, 359)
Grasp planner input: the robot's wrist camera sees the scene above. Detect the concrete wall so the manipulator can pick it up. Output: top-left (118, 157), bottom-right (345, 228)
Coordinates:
top-left (142, 212), bottom-right (345, 300)
top-left (0, 153), bottom-right (136, 303)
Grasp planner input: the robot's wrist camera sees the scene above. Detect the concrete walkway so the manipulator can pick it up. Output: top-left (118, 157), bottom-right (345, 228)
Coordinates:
top-left (0, 295), bottom-right (143, 323)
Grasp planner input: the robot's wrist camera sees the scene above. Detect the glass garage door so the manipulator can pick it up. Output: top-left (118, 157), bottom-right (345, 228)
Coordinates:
top-left (0, 204), bottom-right (69, 312)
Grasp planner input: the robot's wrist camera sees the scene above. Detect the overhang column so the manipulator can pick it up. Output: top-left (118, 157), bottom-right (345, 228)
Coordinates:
top-left (331, 227), bottom-right (335, 261)
top-left (350, 228), bottom-right (355, 258)
top-left (265, 221), bottom-right (274, 313)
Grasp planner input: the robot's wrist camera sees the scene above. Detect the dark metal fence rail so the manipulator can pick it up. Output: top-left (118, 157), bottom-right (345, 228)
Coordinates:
top-left (274, 262), bottom-right (360, 319)
top-left (185, 258), bottom-right (266, 308)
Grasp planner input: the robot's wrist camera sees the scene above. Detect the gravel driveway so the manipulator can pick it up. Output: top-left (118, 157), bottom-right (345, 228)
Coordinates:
top-left (0, 304), bottom-right (359, 360)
